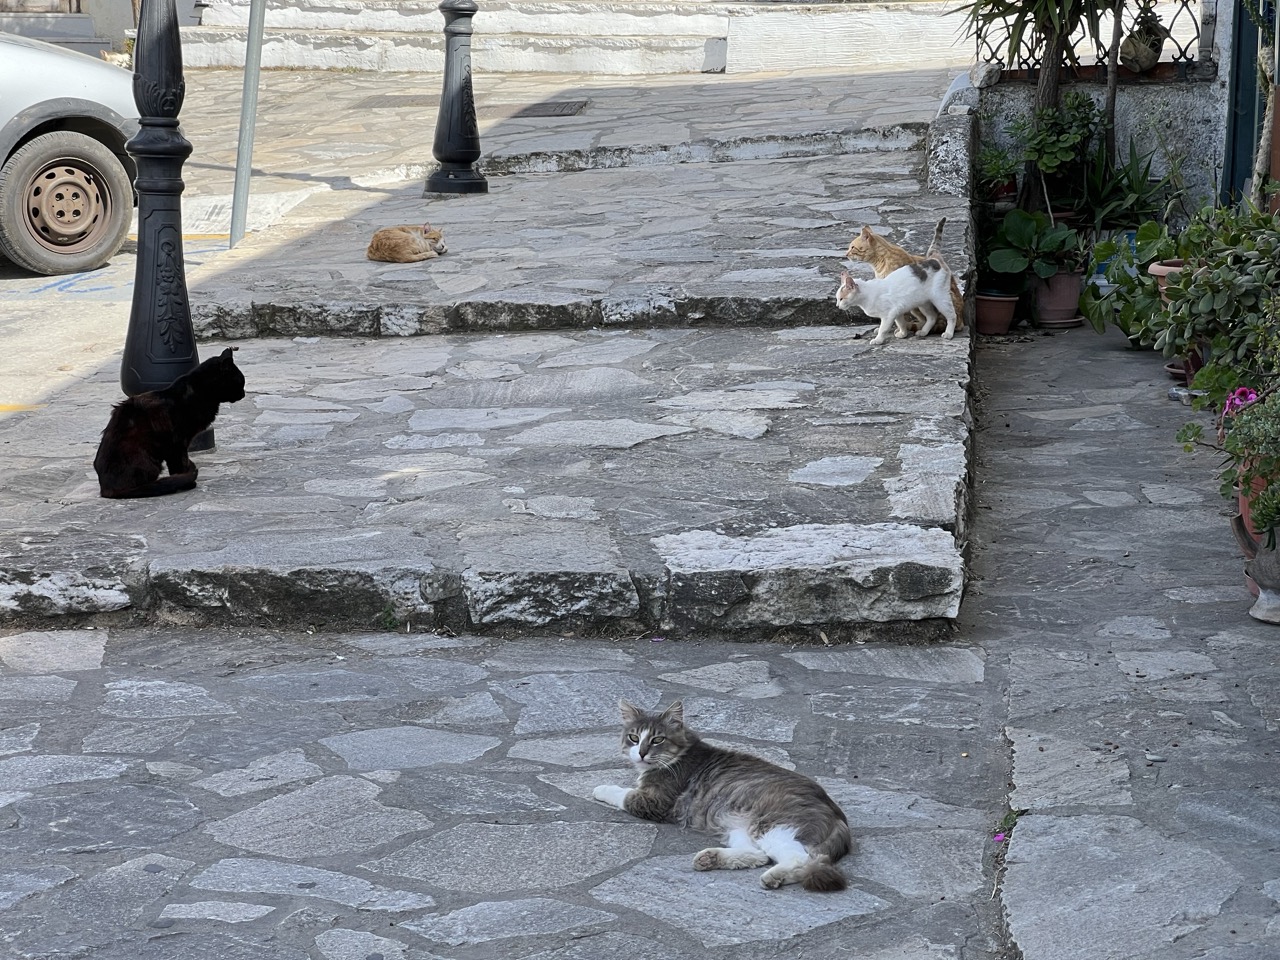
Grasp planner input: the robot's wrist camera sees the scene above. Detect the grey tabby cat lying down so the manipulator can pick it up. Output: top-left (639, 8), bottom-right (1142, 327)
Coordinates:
top-left (593, 700), bottom-right (850, 892)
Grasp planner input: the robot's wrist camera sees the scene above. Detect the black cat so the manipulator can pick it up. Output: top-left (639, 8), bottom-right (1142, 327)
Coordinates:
top-left (94, 347), bottom-right (246, 499)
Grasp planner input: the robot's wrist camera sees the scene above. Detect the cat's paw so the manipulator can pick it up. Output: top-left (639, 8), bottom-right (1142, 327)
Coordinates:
top-left (942, 331), bottom-right (955, 340)
top-left (693, 849), bottom-right (722, 871)
top-left (760, 869), bottom-right (786, 890)
top-left (894, 329), bottom-right (909, 339)
top-left (870, 336), bottom-right (888, 345)
top-left (592, 784), bottom-right (630, 808)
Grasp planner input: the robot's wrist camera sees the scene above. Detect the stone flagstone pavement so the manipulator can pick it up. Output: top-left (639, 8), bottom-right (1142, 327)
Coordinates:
top-left (0, 627), bottom-right (1004, 959)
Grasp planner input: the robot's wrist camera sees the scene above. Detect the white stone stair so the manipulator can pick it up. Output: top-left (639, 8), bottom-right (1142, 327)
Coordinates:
top-left (179, 0), bottom-right (971, 74)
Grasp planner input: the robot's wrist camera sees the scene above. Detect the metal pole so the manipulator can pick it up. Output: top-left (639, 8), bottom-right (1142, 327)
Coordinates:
top-left (425, 0), bottom-right (488, 194)
top-left (122, 0), bottom-right (213, 449)
top-left (229, 0), bottom-right (267, 247)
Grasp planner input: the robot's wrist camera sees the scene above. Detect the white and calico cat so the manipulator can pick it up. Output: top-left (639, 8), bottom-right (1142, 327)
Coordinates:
top-left (835, 256), bottom-right (959, 345)
top-left (592, 700), bottom-right (851, 892)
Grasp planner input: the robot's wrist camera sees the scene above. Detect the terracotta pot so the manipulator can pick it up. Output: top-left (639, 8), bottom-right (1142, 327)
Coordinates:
top-left (974, 293), bottom-right (1018, 335)
top-left (1238, 470), bottom-right (1271, 547)
top-left (1031, 270), bottom-right (1084, 325)
top-left (1147, 259), bottom-right (1184, 303)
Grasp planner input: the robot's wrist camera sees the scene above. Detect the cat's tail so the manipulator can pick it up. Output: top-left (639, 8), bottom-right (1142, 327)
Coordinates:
top-left (928, 217), bottom-right (947, 258)
top-left (800, 855), bottom-right (848, 893)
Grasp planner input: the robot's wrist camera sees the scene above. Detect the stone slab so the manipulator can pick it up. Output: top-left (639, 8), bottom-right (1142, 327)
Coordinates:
top-left (364, 821), bottom-right (655, 892)
top-left (591, 855), bottom-right (889, 947)
top-left (203, 776), bottom-right (431, 858)
top-left (655, 522), bottom-right (964, 629)
top-left (0, 327), bottom-right (970, 638)
top-left (189, 858), bottom-right (434, 911)
top-left (1002, 815), bottom-right (1242, 960)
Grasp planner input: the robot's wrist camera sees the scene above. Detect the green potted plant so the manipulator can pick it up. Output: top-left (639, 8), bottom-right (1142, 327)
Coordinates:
top-left (1148, 202), bottom-right (1280, 383)
top-left (1078, 138), bottom-right (1171, 240)
top-left (1179, 383), bottom-right (1280, 623)
top-left (976, 144), bottom-right (1020, 203)
top-left (1008, 91), bottom-right (1105, 215)
top-left (1080, 218), bottom-right (1178, 345)
top-left (987, 208), bottom-right (1088, 325)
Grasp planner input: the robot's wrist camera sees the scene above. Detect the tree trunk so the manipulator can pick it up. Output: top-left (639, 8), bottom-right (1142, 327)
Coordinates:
top-left (1104, 2), bottom-right (1125, 166)
top-left (1251, 47), bottom-right (1276, 208)
top-left (1020, 25), bottom-right (1070, 214)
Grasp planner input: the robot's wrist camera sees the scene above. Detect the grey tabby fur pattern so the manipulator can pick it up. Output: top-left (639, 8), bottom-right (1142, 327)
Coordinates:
top-left (592, 700), bottom-right (850, 892)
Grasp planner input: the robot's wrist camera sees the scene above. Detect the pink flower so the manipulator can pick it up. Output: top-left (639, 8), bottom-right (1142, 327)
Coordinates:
top-left (1224, 387), bottom-right (1259, 416)
top-left (993, 832), bottom-right (1006, 843)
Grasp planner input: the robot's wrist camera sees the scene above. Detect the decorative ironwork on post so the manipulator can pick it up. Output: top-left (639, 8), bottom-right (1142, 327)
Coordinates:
top-left (426, 0), bottom-right (488, 194)
top-left (122, 0), bottom-right (212, 447)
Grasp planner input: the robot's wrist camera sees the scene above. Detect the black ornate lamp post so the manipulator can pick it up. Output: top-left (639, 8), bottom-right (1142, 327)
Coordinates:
top-left (122, 0), bottom-right (211, 449)
top-left (425, 0), bottom-right (488, 195)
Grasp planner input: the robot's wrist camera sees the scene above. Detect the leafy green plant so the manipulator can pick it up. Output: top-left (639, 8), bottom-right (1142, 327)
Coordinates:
top-left (1080, 218), bottom-right (1179, 338)
top-left (1149, 202), bottom-right (1280, 382)
top-left (1079, 139), bottom-right (1172, 237)
top-left (1179, 388), bottom-right (1280, 546)
top-left (987, 209), bottom-right (1087, 279)
top-left (1010, 91), bottom-right (1105, 180)
top-left (976, 144), bottom-right (1020, 195)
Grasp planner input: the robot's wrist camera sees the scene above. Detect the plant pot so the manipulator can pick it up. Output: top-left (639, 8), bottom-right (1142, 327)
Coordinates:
top-left (987, 178), bottom-right (1018, 203)
top-left (1181, 344), bottom-right (1205, 386)
top-left (1147, 258), bottom-right (1184, 303)
top-left (1031, 270), bottom-right (1084, 326)
top-left (974, 293), bottom-right (1019, 335)
top-left (1238, 470), bottom-right (1271, 547)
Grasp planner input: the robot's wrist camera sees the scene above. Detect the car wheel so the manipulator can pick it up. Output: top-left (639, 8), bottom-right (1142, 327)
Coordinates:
top-left (0, 130), bottom-right (133, 275)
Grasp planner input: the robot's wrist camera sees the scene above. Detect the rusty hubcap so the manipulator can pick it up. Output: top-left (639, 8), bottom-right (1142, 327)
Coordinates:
top-left (23, 158), bottom-right (112, 253)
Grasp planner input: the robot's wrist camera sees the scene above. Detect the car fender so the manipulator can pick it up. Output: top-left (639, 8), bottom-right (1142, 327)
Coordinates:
top-left (0, 97), bottom-right (140, 178)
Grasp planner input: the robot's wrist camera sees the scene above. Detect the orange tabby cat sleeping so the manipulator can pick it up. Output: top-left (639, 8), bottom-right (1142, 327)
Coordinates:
top-left (845, 218), bottom-right (965, 332)
top-left (366, 223), bottom-right (447, 263)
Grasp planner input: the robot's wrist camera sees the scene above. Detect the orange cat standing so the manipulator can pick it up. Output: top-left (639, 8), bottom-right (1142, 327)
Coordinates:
top-left (845, 218), bottom-right (965, 333)
top-left (366, 223), bottom-right (448, 263)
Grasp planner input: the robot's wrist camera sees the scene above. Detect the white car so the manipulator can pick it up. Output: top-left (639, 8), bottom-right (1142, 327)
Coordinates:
top-left (0, 32), bottom-right (139, 275)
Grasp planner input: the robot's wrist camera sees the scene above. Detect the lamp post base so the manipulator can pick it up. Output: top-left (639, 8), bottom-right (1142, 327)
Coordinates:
top-left (189, 428), bottom-right (215, 453)
top-left (426, 165), bottom-right (488, 194)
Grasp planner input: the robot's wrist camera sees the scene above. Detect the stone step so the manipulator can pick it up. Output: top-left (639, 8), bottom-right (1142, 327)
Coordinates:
top-left (181, 26), bottom-right (721, 73)
top-left (180, 0), bottom-right (970, 73)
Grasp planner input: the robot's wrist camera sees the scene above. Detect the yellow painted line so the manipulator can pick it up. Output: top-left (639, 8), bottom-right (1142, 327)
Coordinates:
top-left (0, 403), bottom-right (47, 412)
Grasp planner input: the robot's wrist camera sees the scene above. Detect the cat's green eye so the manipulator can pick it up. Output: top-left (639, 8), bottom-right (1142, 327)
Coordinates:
top-left (652, 736), bottom-right (666, 744)
top-left (627, 734), bottom-right (639, 743)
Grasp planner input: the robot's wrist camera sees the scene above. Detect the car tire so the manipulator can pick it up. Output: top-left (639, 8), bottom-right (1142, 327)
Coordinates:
top-left (0, 130), bottom-right (133, 275)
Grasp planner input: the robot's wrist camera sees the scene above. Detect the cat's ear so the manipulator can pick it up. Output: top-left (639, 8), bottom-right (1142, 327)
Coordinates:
top-left (219, 347), bottom-right (238, 360)
top-left (619, 699), bottom-right (644, 725)
top-left (860, 226), bottom-right (872, 239)
top-left (661, 700), bottom-right (684, 726)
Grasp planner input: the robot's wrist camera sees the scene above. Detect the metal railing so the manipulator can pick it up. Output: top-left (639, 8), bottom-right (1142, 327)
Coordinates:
top-left (974, 0), bottom-right (1215, 78)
